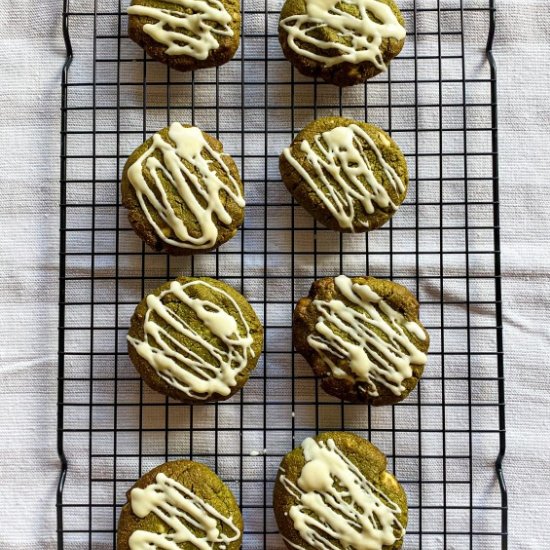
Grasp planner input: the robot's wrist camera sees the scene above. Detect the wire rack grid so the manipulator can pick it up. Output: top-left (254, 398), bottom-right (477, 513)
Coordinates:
top-left (57, 0), bottom-right (507, 548)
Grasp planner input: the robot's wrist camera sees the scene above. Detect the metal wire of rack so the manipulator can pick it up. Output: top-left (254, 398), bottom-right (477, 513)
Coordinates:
top-left (57, 0), bottom-right (507, 548)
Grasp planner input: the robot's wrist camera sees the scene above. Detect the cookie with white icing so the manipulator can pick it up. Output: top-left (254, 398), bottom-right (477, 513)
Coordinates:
top-left (122, 123), bottom-right (244, 255)
top-left (280, 117), bottom-right (409, 233)
top-left (127, 0), bottom-right (240, 72)
top-left (117, 459), bottom-right (243, 550)
top-left (128, 276), bottom-right (263, 403)
top-left (279, 0), bottom-right (406, 86)
top-left (274, 432), bottom-right (408, 550)
top-left (293, 275), bottom-right (429, 405)
top-left (279, 117), bottom-right (409, 233)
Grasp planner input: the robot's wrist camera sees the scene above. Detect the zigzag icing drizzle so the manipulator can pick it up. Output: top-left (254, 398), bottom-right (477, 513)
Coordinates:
top-left (129, 472), bottom-right (241, 549)
top-left (128, 279), bottom-right (255, 400)
top-left (283, 124), bottom-right (405, 231)
top-left (279, 437), bottom-right (405, 550)
top-left (127, 123), bottom-right (244, 250)
top-left (280, 0), bottom-right (406, 70)
top-left (308, 275), bottom-right (427, 397)
top-left (128, 0), bottom-right (234, 59)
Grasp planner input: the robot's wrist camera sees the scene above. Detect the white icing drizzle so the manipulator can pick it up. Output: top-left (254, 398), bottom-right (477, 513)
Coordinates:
top-left (127, 123), bottom-right (244, 250)
top-left (280, 0), bottom-right (406, 70)
top-left (279, 437), bottom-right (404, 550)
top-left (127, 279), bottom-right (255, 400)
top-left (308, 275), bottom-right (427, 397)
top-left (127, 0), bottom-right (234, 60)
top-left (283, 124), bottom-right (405, 231)
top-left (129, 471), bottom-right (240, 550)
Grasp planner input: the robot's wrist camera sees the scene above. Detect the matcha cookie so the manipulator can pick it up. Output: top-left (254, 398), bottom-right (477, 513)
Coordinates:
top-left (279, 0), bottom-right (405, 86)
top-left (293, 275), bottom-right (429, 405)
top-left (280, 117), bottom-right (409, 232)
top-left (127, 276), bottom-right (263, 403)
top-left (117, 459), bottom-right (243, 549)
top-left (122, 123), bottom-right (244, 255)
top-left (274, 432), bottom-right (408, 550)
top-left (127, 0), bottom-right (240, 72)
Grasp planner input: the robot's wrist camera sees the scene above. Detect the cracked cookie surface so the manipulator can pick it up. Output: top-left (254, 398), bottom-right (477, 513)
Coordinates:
top-left (274, 431), bottom-right (408, 550)
top-left (293, 275), bottom-right (429, 405)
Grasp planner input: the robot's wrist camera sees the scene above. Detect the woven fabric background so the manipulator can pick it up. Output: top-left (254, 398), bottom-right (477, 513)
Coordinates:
top-left (0, 0), bottom-right (548, 548)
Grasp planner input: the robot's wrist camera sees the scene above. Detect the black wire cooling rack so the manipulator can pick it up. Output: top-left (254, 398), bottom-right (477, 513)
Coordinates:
top-left (57, 0), bottom-right (507, 548)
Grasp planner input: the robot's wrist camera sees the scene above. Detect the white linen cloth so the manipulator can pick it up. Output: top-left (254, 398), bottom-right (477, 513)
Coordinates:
top-left (0, 0), bottom-right (549, 548)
